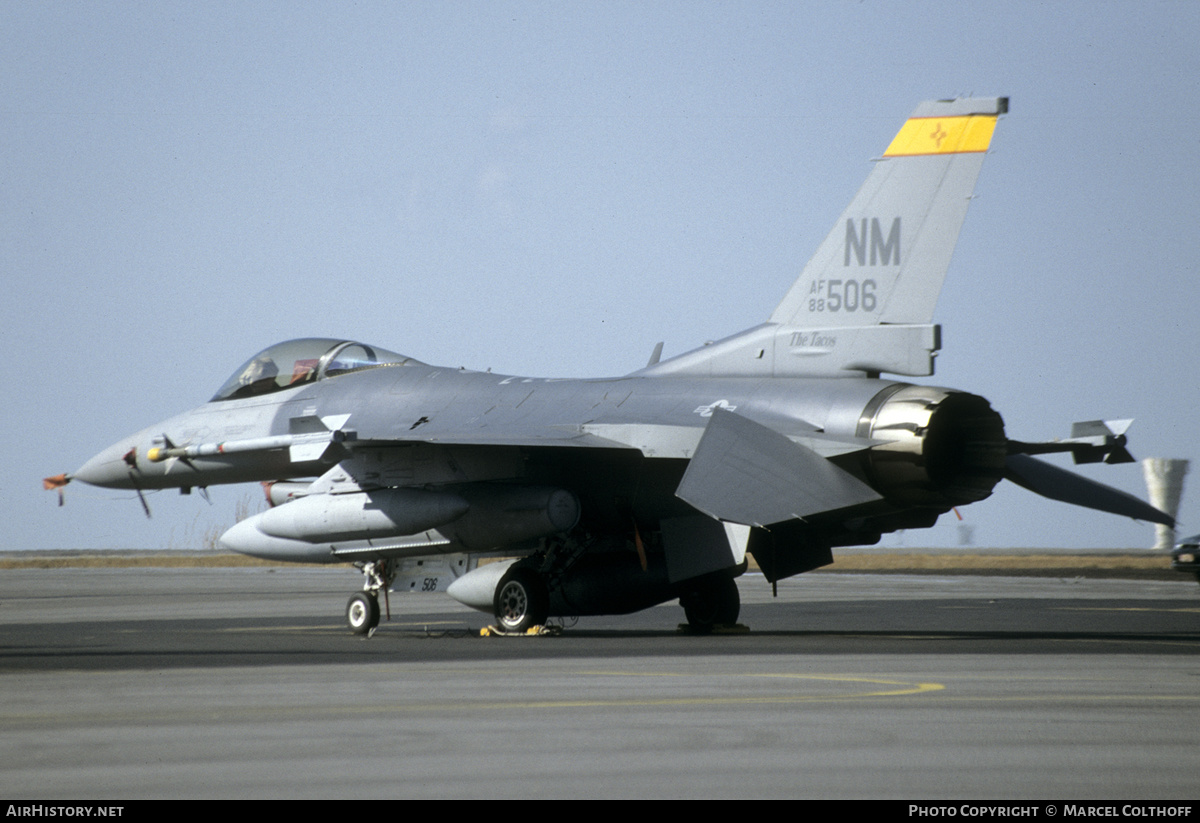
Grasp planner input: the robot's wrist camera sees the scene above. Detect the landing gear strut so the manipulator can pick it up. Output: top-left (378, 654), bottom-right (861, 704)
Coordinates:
top-left (680, 576), bottom-right (740, 634)
top-left (346, 559), bottom-right (397, 635)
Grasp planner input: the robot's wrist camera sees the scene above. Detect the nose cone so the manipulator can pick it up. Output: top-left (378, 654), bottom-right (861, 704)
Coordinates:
top-left (73, 441), bottom-right (138, 489)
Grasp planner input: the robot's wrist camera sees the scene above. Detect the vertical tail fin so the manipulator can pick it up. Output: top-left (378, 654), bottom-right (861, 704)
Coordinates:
top-left (771, 97), bottom-right (1007, 328)
top-left (641, 97), bottom-right (1006, 379)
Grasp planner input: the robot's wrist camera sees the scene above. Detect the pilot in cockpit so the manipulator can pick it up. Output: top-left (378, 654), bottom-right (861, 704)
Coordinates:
top-left (231, 354), bottom-right (279, 398)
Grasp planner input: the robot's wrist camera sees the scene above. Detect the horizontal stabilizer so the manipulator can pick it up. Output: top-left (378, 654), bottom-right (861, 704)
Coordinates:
top-left (1005, 454), bottom-right (1173, 526)
top-left (676, 408), bottom-right (882, 526)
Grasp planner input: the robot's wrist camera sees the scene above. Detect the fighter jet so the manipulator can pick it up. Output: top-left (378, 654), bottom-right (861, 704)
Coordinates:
top-left (52, 97), bottom-right (1172, 634)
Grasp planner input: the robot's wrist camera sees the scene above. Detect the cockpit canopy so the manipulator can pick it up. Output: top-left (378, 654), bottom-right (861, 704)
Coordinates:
top-left (211, 338), bottom-right (417, 402)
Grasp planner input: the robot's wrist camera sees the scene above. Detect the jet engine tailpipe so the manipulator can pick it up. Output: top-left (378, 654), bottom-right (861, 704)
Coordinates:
top-left (857, 384), bottom-right (1008, 507)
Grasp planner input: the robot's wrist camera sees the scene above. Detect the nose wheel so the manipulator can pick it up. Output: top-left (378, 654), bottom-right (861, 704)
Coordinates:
top-left (346, 591), bottom-right (380, 634)
top-left (346, 559), bottom-right (396, 635)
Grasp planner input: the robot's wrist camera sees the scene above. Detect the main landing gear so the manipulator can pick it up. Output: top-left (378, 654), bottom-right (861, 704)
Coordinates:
top-left (346, 559), bottom-right (397, 635)
top-left (679, 576), bottom-right (740, 634)
top-left (488, 534), bottom-right (587, 634)
top-left (493, 566), bottom-right (549, 633)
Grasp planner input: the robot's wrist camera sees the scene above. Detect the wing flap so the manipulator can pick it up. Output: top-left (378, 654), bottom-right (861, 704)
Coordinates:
top-left (675, 408), bottom-right (882, 526)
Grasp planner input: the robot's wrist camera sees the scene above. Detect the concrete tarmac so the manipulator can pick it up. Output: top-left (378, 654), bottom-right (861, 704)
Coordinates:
top-left (1, 565), bottom-right (1198, 799)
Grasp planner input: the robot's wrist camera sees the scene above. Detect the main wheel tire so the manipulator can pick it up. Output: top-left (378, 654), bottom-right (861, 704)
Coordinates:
top-left (347, 592), bottom-right (380, 634)
top-left (681, 577), bottom-right (740, 633)
top-left (493, 567), bottom-right (549, 633)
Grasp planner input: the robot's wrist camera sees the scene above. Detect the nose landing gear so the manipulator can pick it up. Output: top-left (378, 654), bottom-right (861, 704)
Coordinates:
top-left (346, 559), bottom-right (397, 635)
top-left (346, 591), bottom-right (380, 634)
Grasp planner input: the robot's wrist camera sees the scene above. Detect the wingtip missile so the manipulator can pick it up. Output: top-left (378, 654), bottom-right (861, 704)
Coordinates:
top-left (1009, 419), bottom-right (1138, 465)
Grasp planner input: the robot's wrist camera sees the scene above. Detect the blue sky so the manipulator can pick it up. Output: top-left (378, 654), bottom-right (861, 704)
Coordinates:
top-left (5, 1), bottom-right (1199, 550)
